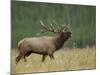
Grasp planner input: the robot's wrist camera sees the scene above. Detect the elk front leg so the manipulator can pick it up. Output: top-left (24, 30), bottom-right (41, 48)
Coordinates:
top-left (48, 51), bottom-right (54, 60)
top-left (42, 55), bottom-right (47, 62)
top-left (24, 51), bottom-right (32, 62)
top-left (49, 54), bottom-right (54, 59)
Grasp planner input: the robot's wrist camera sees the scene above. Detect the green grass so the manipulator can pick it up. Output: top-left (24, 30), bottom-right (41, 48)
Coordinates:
top-left (11, 47), bottom-right (96, 74)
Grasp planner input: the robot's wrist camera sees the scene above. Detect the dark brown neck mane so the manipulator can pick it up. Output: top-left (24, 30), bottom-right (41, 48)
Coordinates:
top-left (54, 35), bottom-right (69, 50)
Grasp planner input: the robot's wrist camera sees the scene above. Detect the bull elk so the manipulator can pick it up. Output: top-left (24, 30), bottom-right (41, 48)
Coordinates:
top-left (16, 21), bottom-right (72, 64)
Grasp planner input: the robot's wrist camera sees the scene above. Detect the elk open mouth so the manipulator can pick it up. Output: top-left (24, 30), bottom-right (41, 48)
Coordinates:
top-left (70, 32), bottom-right (72, 37)
top-left (69, 34), bottom-right (72, 37)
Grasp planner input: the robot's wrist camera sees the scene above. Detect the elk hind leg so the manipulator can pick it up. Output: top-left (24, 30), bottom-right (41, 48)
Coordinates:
top-left (16, 54), bottom-right (23, 64)
top-left (16, 50), bottom-right (27, 64)
top-left (24, 51), bottom-right (32, 62)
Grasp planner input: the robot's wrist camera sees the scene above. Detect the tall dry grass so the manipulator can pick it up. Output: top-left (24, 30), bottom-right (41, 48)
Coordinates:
top-left (11, 47), bottom-right (96, 74)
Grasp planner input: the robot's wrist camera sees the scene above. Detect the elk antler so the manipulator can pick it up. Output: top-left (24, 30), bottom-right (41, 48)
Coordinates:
top-left (40, 20), bottom-right (70, 33)
top-left (40, 20), bottom-right (57, 33)
top-left (52, 20), bottom-right (70, 32)
top-left (62, 24), bottom-right (70, 32)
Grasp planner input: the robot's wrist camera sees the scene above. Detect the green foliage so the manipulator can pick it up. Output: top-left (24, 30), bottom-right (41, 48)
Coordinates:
top-left (11, 1), bottom-right (96, 48)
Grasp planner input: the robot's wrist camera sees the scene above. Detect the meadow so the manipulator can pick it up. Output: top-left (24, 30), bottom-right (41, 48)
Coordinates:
top-left (11, 47), bottom-right (96, 74)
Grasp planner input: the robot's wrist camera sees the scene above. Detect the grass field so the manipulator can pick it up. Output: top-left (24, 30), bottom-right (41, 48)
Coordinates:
top-left (11, 47), bottom-right (96, 74)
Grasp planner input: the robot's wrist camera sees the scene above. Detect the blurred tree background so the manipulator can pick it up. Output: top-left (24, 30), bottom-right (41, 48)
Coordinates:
top-left (11, 1), bottom-right (96, 48)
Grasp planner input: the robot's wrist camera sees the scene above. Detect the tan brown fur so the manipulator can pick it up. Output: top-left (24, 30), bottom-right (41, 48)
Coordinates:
top-left (16, 32), bottom-right (71, 64)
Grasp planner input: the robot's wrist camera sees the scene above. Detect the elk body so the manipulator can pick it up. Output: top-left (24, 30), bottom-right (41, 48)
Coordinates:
top-left (16, 21), bottom-right (72, 64)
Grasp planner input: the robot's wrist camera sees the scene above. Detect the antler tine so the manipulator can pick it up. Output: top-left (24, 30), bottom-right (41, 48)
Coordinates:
top-left (59, 24), bottom-right (66, 32)
top-left (53, 20), bottom-right (61, 31)
top-left (40, 20), bottom-right (46, 27)
top-left (50, 23), bottom-right (54, 30)
top-left (53, 20), bottom-right (58, 26)
top-left (67, 24), bottom-right (70, 30)
top-left (63, 24), bottom-right (70, 32)
top-left (40, 20), bottom-right (48, 33)
top-left (52, 20), bottom-right (70, 32)
top-left (40, 20), bottom-right (57, 33)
